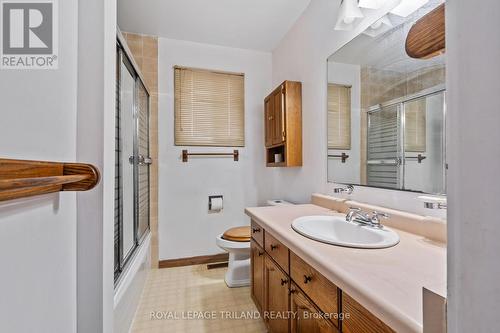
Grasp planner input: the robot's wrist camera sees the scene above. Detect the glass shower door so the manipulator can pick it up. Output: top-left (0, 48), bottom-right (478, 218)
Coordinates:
top-left (136, 81), bottom-right (150, 240)
top-left (118, 54), bottom-right (136, 263)
top-left (114, 43), bottom-right (151, 282)
top-left (367, 104), bottom-right (402, 189)
top-left (403, 92), bottom-right (446, 194)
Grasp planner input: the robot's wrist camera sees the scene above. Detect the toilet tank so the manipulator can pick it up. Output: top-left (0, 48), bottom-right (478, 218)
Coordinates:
top-left (267, 199), bottom-right (294, 206)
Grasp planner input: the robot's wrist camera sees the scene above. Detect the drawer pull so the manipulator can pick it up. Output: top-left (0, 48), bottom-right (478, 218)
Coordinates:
top-left (252, 228), bottom-right (261, 233)
top-left (303, 275), bottom-right (312, 284)
top-left (280, 278), bottom-right (288, 286)
top-left (270, 244), bottom-right (279, 251)
top-left (289, 288), bottom-right (296, 295)
top-left (258, 251), bottom-right (264, 257)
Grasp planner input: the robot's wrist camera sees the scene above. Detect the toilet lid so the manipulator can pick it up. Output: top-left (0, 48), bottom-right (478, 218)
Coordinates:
top-left (222, 226), bottom-right (251, 242)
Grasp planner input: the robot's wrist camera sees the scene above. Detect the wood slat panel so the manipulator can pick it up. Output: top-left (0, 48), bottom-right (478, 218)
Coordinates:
top-left (406, 4), bottom-right (445, 59)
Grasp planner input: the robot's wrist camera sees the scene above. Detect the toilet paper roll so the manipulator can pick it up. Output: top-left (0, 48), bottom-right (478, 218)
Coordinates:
top-left (210, 197), bottom-right (223, 211)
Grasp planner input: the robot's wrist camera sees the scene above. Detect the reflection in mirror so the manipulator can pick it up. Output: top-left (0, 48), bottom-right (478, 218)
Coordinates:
top-left (327, 0), bottom-right (446, 195)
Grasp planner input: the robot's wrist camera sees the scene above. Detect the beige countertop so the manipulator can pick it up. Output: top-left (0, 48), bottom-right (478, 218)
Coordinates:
top-left (245, 204), bottom-right (446, 333)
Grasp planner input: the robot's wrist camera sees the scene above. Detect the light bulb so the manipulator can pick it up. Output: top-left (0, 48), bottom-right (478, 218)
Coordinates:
top-left (371, 21), bottom-right (382, 29)
top-left (344, 17), bottom-right (355, 24)
top-left (334, 0), bottom-right (365, 31)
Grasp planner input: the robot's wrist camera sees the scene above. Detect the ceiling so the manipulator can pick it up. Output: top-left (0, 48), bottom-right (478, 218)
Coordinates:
top-left (117, 0), bottom-right (311, 51)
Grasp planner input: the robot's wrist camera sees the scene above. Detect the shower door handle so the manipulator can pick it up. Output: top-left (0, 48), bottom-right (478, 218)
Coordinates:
top-left (129, 155), bottom-right (153, 165)
top-left (138, 155), bottom-right (152, 165)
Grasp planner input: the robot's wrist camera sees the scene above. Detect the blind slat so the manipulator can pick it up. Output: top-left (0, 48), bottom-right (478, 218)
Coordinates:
top-left (174, 67), bottom-right (245, 146)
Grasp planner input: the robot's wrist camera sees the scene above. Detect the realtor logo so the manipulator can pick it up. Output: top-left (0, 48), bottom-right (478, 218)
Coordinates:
top-left (1, 0), bottom-right (58, 69)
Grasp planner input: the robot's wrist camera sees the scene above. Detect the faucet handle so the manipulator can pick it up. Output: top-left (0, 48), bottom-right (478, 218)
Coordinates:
top-left (370, 211), bottom-right (389, 228)
top-left (333, 185), bottom-right (354, 195)
top-left (346, 207), bottom-right (362, 222)
top-left (372, 211), bottom-right (389, 219)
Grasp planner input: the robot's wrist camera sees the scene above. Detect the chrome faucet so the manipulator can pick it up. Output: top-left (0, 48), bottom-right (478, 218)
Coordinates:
top-left (423, 202), bottom-right (447, 209)
top-left (333, 185), bottom-right (354, 195)
top-left (346, 207), bottom-right (389, 229)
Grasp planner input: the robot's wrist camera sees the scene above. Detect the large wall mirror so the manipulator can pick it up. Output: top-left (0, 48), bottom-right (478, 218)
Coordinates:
top-left (327, 0), bottom-right (446, 195)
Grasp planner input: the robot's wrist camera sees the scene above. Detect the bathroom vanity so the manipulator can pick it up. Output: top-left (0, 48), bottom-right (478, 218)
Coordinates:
top-left (246, 196), bottom-right (446, 333)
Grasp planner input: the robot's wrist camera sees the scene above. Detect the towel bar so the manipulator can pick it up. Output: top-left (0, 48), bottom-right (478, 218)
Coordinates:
top-left (182, 150), bottom-right (239, 162)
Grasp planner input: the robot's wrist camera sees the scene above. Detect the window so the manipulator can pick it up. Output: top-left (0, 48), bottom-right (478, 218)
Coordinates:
top-left (328, 84), bottom-right (351, 150)
top-left (174, 66), bottom-right (245, 146)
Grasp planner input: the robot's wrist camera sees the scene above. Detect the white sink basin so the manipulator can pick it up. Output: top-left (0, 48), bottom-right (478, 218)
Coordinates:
top-left (291, 215), bottom-right (400, 249)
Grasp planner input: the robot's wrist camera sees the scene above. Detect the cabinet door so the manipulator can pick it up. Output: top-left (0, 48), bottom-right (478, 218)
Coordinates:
top-left (272, 88), bottom-right (285, 145)
top-left (264, 255), bottom-right (290, 333)
top-left (251, 239), bottom-right (265, 312)
top-left (290, 284), bottom-right (339, 333)
top-left (265, 97), bottom-right (274, 147)
top-left (342, 293), bottom-right (395, 333)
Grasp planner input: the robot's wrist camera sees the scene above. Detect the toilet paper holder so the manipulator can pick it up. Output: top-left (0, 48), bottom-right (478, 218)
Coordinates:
top-left (208, 195), bottom-right (224, 212)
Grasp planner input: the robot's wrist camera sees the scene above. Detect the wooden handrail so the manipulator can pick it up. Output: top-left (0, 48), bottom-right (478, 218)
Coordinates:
top-left (0, 158), bottom-right (100, 202)
top-left (0, 175), bottom-right (90, 191)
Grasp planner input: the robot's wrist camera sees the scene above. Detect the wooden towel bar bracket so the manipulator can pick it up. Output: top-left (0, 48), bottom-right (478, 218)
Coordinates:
top-left (0, 158), bottom-right (100, 202)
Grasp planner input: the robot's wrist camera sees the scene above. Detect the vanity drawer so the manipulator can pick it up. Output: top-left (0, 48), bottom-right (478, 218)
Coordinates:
top-left (264, 232), bottom-right (289, 272)
top-left (290, 251), bottom-right (339, 328)
top-left (342, 293), bottom-right (395, 333)
top-left (251, 220), bottom-right (264, 247)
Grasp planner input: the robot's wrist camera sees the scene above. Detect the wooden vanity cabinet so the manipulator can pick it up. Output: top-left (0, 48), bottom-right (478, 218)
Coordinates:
top-left (265, 232), bottom-right (289, 272)
top-left (264, 255), bottom-right (290, 333)
top-left (251, 220), bottom-right (264, 247)
top-left (264, 81), bottom-right (302, 167)
top-left (251, 239), bottom-right (265, 312)
top-left (250, 220), bottom-right (394, 333)
top-left (342, 293), bottom-right (395, 333)
top-left (290, 283), bottom-right (340, 333)
top-left (290, 252), bottom-right (339, 328)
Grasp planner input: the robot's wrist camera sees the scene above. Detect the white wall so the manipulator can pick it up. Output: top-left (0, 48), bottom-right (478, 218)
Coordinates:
top-left (270, 0), bottom-right (445, 218)
top-left (446, 0), bottom-right (500, 331)
top-left (158, 38), bottom-right (272, 260)
top-left (327, 61), bottom-right (361, 184)
top-left (0, 1), bottom-right (78, 332)
top-left (76, 0), bottom-right (116, 332)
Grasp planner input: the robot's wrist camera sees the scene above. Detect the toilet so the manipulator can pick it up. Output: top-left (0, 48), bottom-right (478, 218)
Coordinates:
top-left (216, 199), bottom-right (293, 288)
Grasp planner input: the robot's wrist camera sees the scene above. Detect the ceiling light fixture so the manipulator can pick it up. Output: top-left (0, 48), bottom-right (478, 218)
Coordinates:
top-left (362, 15), bottom-right (393, 37)
top-left (358, 0), bottom-right (388, 9)
top-left (335, 0), bottom-right (365, 30)
top-left (390, 0), bottom-right (429, 17)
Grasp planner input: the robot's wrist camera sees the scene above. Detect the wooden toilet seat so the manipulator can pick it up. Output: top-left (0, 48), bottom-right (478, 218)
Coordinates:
top-left (222, 226), bottom-right (251, 242)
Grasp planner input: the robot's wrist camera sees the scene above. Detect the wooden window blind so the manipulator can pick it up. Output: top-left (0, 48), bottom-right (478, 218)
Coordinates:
top-left (404, 98), bottom-right (426, 152)
top-left (328, 84), bottom-right (351, 150)
top-left (174, 66), bottom-right (245, 147)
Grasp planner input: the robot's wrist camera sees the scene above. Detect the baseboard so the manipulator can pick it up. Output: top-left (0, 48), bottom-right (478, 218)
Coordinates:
top-left (159, 253), bottom-right (229, 269)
